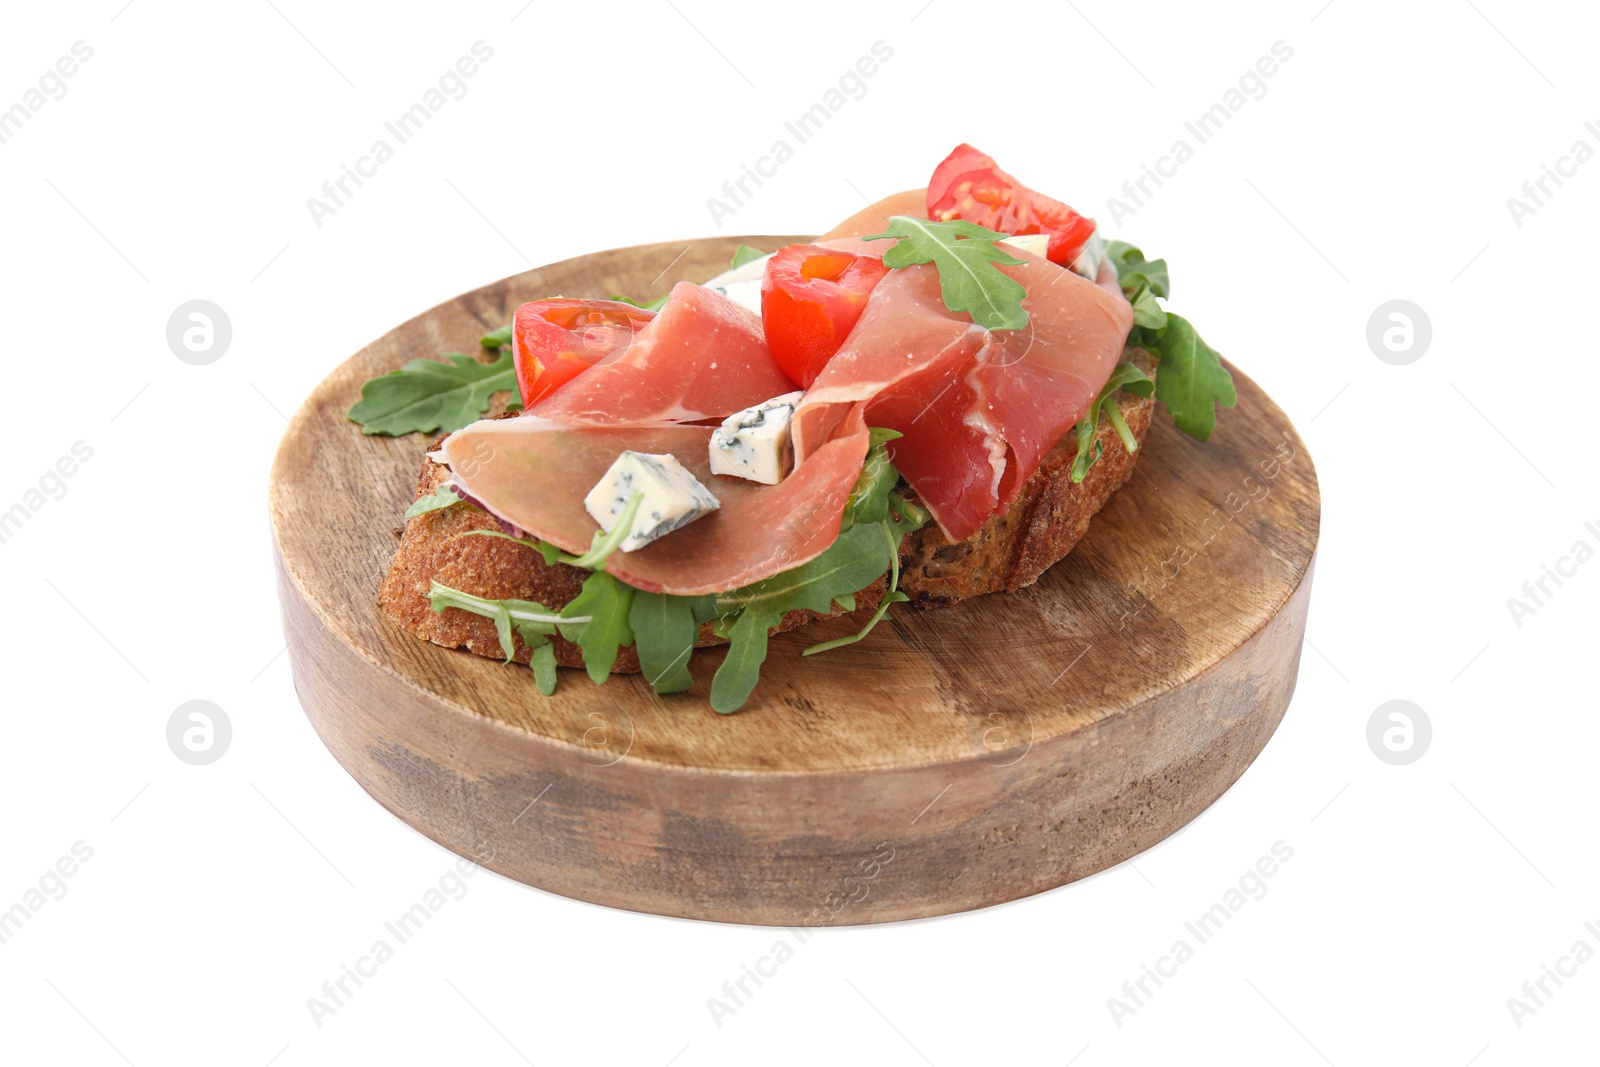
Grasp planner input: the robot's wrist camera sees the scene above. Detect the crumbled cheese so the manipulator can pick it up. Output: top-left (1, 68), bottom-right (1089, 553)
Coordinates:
top-left (708, 390), bottom-right (805, 485)
top-left (999, 232), bottom-right (1050, 259)
top-left (999, 229), bottom-right (1107, 282)
top-left (710, 279), bottom-right (763, 316)
top-left (1070, 230), bottom-right (1107, 281)
top-left (583, 451), bottom-right (720, 552)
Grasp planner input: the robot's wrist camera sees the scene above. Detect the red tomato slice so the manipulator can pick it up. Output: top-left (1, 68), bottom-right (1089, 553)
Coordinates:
top-left (760, 244), bottom-right (890, 388)
top-left (512, 299), bottom-right (655, 408)
top-left (927, 143), bottom-right (1097, 267)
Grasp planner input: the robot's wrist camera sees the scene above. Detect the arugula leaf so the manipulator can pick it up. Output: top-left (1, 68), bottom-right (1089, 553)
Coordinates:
top-left (348, 351), bottom-right (517, 436)
top-left (842, 429), bottom-right (902, 529)
top-left (1108, 242), bottom-right (1235, 442)
top-left (426, 582), bottom-right (565, 693)
top-left (1148, 314), bottom-right (1235, 442)
top-left (1127, 282), bottom-right (1168, 330)
top-left (710, 609), bottom-right (772, 713)
top-left (559, 491), bottom-right (643, 570)
top-left (888, 492), bottom-right (929, 529)
top-left (612, 292), bottom-right (671, 311)
top-left (629, 591), bottom-right (709, 695)
top-left (713, 521), bottom-right (894, 624)
top-left (404, 483), bottom-right (465, 520)
top-left (867, 427), bottom-right (904, 448)
top-left (558, 571), bottom-right (635, 683)
top-left (708, 519), bottom-right (901, 713)
top-left (803, 511), bottom-right (919, 656)
top-left (426, 582), bottom-right (564, 664)
top-left (479, 325), bottom-right (512, 349)
top-left (864, 217), bottom-right (1029, 331)
top-left (1071, 362), bottom-right (1156, 483)
top-left (803, 590), bottom-right (908, 656)
top-left (1106, 241), bottom-right (1170, 299)
top-left (529, 643), bottom-right (557, 695)
top-left (730, 245), bottom-right (767, 269)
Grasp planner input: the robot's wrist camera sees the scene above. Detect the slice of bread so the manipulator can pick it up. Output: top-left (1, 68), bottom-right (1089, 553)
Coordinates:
top-left (376, 449), bottom-right (886, 672)
top-left (377, 352), bottom-right (1155, 672)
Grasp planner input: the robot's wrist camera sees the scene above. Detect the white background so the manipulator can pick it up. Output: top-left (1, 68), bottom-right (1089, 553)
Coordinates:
top-left (1, 1), bottom-right (1596, 1064)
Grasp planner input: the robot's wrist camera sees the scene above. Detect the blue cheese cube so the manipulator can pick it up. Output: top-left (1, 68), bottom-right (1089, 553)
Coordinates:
top-left (710, 279), bottom-right (763, 316)
top-left (702, 253), bottom-right (773, 317)
top-left (998, 231), bottom-right (1105, 280)
top-left (583, 451), bottom-right (720, 553)
top-left (998, 232), bottom-right (1050, 259)
top-left (1070, 230), bottom-right (1106, 281)
top-left (701, 253), bottom-right (773, 289)
top-left (709, 391), bottom-right (804, 485)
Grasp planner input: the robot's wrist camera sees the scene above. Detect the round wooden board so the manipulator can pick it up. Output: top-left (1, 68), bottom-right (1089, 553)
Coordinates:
top-left (270, 236), bottom-right (1320, 926)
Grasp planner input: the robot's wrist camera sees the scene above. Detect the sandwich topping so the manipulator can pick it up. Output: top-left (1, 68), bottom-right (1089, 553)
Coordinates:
top-left (708, 390), bottom-right (804, 485)
top-left (791, 224), bottom-right (1134, 541)
top-left (351, 143), bottom-right (1238, 711)
top-left (583, 450), bottom-right (720, 553)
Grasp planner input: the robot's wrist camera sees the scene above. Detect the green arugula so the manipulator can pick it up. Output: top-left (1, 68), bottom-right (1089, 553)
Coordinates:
top-left (1107, 241), bottom-right (1235, 442)
top-left (1142, 314), bottom-right (1235, 442)
top-left (864, 217), bottom-right (1029, 331)
top-left (842, 427), bottom-right (903, 527)
top-left (729, 244), bottom-right (767, 269)
top-left (611, 292), bottom-right (671, 311)
top-left (425, 582), bottom-right (565, 694)
top-left (1106, 241), bottom-right (1169, 299)
top-left (347, 351), bottom-right (517, 436)
top-left (707, 520), bottom-right (894, 712)
top-left (558, 571), bottom-right (635, 683)
top-left (528, 643), bottom-right (557, 694)
top-left (404, 482), bottom-right (466, 520)
top-left (803, 592), bottom-right (908, 657)
top-left (483, 321), bottom-right (520, 414)
top-left (1070, 362), bottom-right (1155, 483)
top-left (1126, 282), bottom-right (1168, 330)
top-left (802, 512), bottom-right (912, 657)
top-left (629, 592), bottom-right (719, 695)
top-left (560, 491), bottom-right (644, 571)
top-left (712, 609), bottom-right (772, 712)
top-left (704, 434), bottom-right (923, 712)
top-left (455, 493), bottom-right (644, 570)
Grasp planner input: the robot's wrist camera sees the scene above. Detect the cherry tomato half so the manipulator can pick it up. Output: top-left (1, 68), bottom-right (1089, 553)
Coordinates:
top-left (927, 143), bottom-right (1097, 267)
top-left (760, 244), bottom-right (890, 387)
top-left (512, 299), bottom-right (656, 408)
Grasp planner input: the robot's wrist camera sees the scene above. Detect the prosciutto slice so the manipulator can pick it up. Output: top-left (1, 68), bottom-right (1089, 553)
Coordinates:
top-left (528, 281), bottom-right (798, 425)
top-left (438, 412), bottom-right (868, 596)
top-left (794, 244), bottom-right (1132, 542)
top-left (440, 283), bottom-right (866, 595)
top-left (438, 221), bottom-right (1128, 593)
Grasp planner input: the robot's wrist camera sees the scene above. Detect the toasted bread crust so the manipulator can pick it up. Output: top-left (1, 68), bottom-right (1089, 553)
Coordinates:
top-left (378, 352), bottom-right (1154, 670)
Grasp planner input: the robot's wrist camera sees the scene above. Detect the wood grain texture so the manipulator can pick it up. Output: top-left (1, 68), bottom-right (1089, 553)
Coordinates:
top-left (269, 235), bottom-right (1321, 925)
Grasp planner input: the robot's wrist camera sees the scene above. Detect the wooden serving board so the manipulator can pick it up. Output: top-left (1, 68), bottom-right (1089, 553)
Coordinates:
top-left (270, 236), bottom-right (1320, 926)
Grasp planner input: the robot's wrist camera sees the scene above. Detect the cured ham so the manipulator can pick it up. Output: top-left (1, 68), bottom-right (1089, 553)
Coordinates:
top-left (441, 282), bottom-right (866, 595)
top-left (438, 411), bottom-right (869, 596)
top-left (441, 188), bottom-right (1129, 590)
top-left (794, 243), bottom-right (1132, 542)
top-left (528, 281), bottom-right (798, 425)
top-left (818, 188), bottom-right (928, 241)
